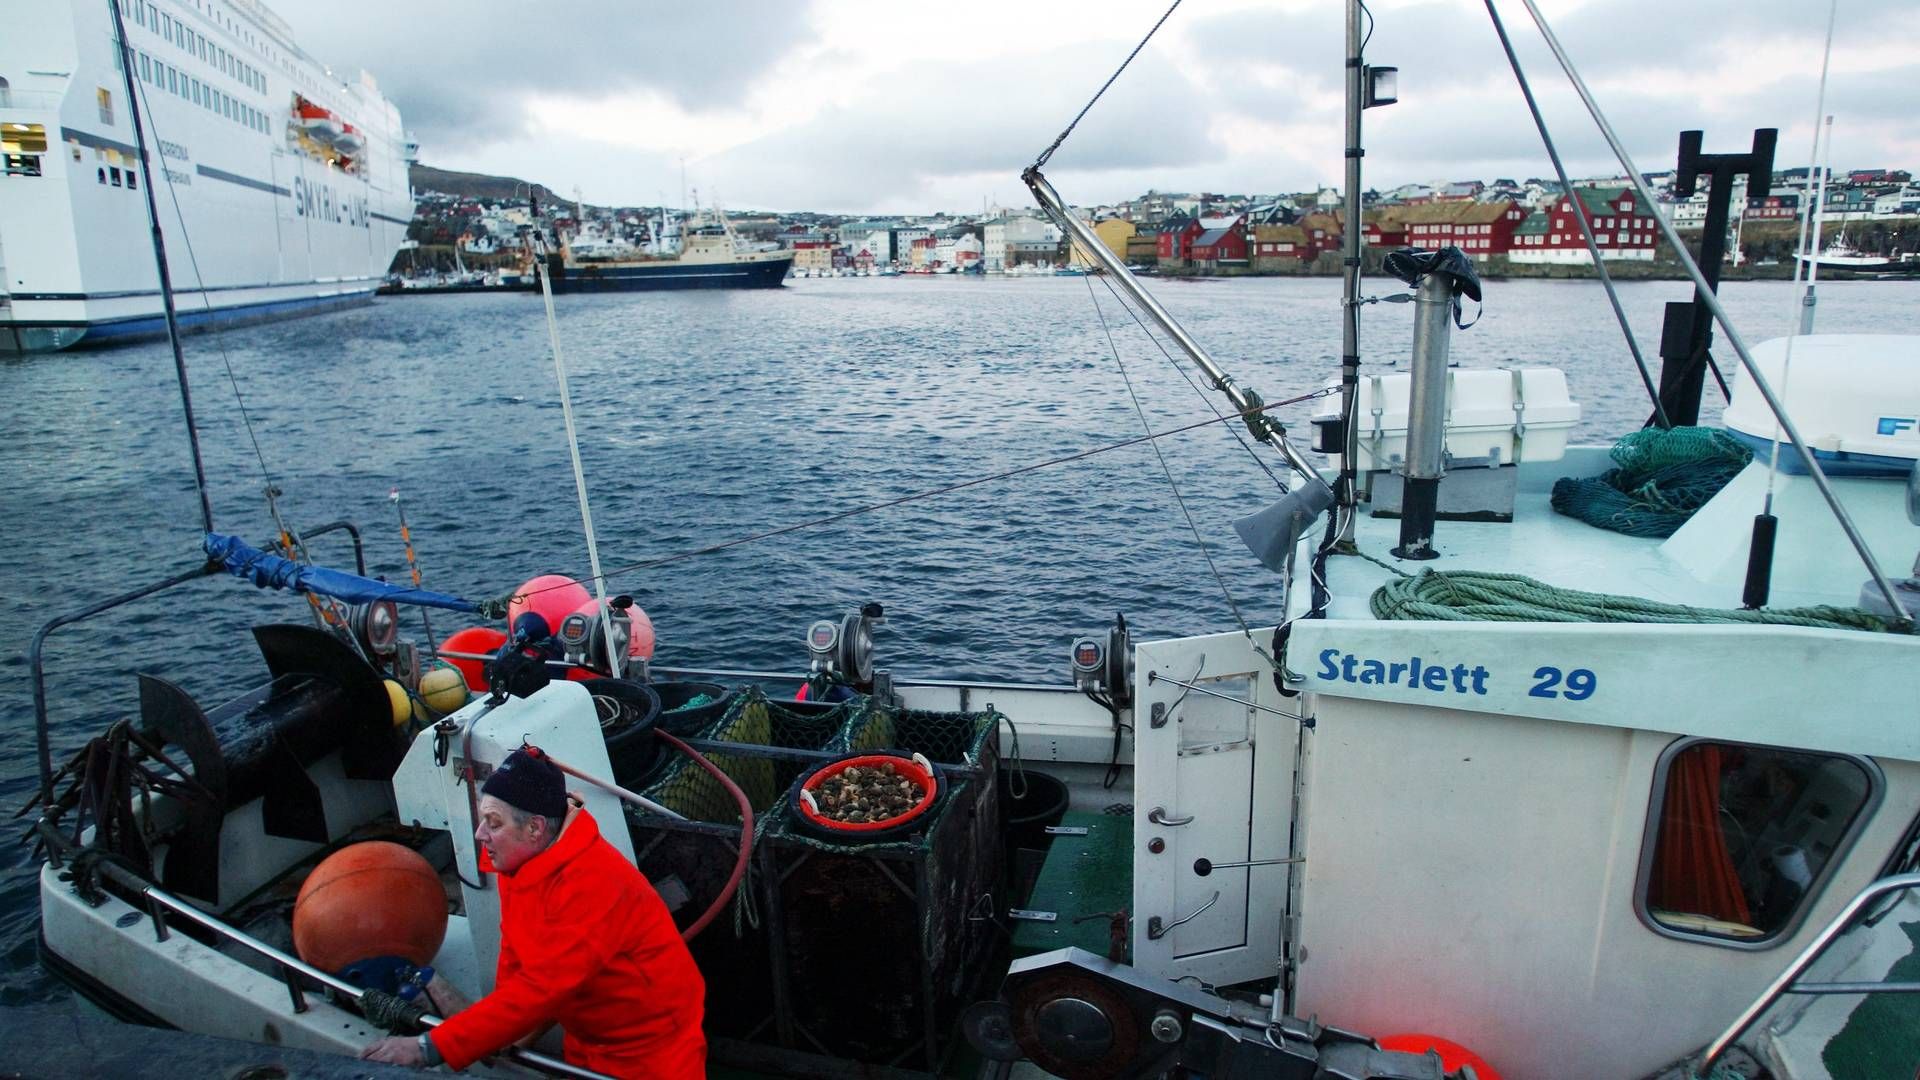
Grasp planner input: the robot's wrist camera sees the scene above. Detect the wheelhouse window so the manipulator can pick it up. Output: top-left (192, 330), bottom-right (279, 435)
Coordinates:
top-left (1640, 739), bottom-right (1879, 946)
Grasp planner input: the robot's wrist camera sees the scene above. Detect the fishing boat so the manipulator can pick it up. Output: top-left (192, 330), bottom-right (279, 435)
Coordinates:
top-left (544, 206), bottom-right (793, 292)
top-left (1795, 233), bottom-right (1920, 277)
top-left (27, 2), bottom-right (1920, 1079)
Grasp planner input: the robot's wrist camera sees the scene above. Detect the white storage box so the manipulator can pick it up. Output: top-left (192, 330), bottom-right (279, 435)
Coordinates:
top-left (1311, 367), bottom-right (1580, 472)
top-left (1721, 334), bottom-right (1920, 475)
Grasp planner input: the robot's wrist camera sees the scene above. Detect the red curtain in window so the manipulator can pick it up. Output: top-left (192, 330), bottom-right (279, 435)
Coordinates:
top-left (1650, 744), bottom-right (1752, 926)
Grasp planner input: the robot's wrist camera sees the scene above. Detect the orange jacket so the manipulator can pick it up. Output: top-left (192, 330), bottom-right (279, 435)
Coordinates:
top-left (428, 809), bottom-right (705, 1078)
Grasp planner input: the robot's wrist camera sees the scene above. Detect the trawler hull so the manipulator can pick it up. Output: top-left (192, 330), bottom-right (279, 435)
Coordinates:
top-left (547, 254), bottom-right (793, 292)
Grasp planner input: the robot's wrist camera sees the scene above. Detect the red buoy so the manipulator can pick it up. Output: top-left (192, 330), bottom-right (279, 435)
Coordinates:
top-left (1378, 1034), bottom-right (1502, 1080)
top-left (292, 841), bottom-right (448, 974)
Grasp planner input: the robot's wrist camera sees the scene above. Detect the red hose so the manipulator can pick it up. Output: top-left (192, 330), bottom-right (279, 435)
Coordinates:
top-left (651, 728), bottom-right (753, 942)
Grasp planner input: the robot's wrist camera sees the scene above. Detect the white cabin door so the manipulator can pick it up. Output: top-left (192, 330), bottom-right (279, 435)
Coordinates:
top-left (1131, 629), bottom-right (1300, 987)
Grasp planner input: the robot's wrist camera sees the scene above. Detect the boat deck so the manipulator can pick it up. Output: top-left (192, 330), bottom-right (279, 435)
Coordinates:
top-left (1305, 444), bottom-right (1917, 622)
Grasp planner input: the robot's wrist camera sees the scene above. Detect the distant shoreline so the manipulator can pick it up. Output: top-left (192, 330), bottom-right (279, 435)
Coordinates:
top-left (1150, 259), bottom-right (1809, 283)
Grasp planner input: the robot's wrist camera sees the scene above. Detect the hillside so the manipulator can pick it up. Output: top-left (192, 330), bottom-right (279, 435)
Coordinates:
top-left (408, 163), bottom-right (559, 204)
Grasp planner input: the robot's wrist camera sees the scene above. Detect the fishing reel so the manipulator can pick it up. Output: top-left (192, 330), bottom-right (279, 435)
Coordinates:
top-left (554, 595), bottom-right (637, 678)
top-left (805, 602), bottom-right (888, 698)
top-left (1071, 613), bottom-right (1133, 709)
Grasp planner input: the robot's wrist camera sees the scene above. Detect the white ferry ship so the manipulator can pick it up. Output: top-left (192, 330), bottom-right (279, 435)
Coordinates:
top-left (0, 0), bottom-right (412, 352)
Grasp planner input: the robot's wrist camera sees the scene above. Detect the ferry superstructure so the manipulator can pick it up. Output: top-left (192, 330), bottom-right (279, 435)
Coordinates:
top-left (0, 0), bottom-right (412, 352)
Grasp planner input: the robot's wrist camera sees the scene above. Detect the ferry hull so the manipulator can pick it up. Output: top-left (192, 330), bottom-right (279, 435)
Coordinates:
top-left (0, 288), bottom-right (375, 353)
top-left (547, 254), bottom-right (792, 292)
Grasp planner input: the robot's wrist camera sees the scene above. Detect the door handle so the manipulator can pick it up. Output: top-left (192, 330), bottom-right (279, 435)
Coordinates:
top-left (1147, 890), bottom-right (1220, 940)
top-left (1194, 856), bottom-right (1304, 876)
top-left (1148, 806), bottom-right (1194, 827)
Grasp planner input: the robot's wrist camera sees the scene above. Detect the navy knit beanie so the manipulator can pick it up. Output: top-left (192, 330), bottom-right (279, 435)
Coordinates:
top-left (482, 745), bottom-right (568, 820)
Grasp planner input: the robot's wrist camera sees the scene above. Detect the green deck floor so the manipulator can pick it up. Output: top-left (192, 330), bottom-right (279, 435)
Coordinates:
top-left (1010, 810), bottom-right (1134, 961)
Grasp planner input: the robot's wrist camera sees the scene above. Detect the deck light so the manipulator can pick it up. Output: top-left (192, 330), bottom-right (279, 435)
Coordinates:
top-left (1365, 65), bottom-right (1399, 108)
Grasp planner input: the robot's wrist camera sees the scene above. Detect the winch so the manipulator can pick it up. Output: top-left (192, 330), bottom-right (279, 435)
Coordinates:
top-left (803, 602), bottom-right (891, 700)
top-left (966, 948), bottom-right (1480, 1079)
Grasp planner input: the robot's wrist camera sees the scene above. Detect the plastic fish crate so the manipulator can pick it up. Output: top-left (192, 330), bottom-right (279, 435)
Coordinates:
top-left (751, 704), bottom-right (1006, 1075)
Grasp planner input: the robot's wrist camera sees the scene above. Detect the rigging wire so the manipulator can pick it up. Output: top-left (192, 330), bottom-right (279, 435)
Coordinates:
top-left (508, 385), bottom-right (1337, 604)
top-left (1032, 0), bottom-right (1184, 170)
top-left (1092, 273), bottom-right (1289, 491)
top-left (1764, 0), bottom-right (1840, 514)
top-left (1482, 0), bottom-right (1668, 430)
top-left (1082, 274), bottom-right (1259, 640)
top-left (126, 62), bottom-right (280, 497)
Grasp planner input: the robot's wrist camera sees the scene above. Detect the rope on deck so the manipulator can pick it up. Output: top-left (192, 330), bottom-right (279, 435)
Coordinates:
top-left (1370, 569), bottom-right (1908, 634)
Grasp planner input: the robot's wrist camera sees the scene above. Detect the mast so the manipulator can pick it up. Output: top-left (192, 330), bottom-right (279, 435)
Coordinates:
top-left (107, 0), bottom-right (213, 535)
top-left (1335, 0), bottom-right (1366, 540)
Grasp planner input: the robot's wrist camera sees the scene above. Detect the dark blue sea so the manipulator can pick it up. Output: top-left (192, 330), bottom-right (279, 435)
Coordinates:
top-left (4, 274), bottom-right (1918, 1002)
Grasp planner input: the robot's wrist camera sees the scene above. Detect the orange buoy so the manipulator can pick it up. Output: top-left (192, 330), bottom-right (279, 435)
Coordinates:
top-left (292, 841), bottom-right (448, 974)
top-left (1378, 1034), bottom-right (1502, 1080)
top-left (440, 624), bottom-right (507, 691)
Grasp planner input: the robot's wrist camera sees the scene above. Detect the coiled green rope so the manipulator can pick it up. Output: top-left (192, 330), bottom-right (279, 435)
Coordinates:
top-left (1371, 569), bottom-right (1909, 634)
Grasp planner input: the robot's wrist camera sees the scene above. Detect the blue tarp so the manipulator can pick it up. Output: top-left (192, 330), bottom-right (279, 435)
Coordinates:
top-left (205, 532), bottom-right (481, 613)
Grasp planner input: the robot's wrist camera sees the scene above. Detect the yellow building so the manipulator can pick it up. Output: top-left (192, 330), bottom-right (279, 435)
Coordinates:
top-left (1094, 217), bottom-right (1136, 261)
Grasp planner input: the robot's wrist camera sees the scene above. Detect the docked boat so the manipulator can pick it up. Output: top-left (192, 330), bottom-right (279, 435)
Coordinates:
top-left (28, 3), bottom-right (1920, 1079)
top-left (0, 0), bottom-right (413, 352)
top-left (545, 207), bottom-right (792, 292)
top-left (1795, 234), bottom-right (1920, 277)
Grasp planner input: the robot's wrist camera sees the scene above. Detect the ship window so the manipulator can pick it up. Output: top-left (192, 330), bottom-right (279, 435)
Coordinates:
top-left (148, 4), bottom-right (157, 31)
top-left (166, 67), bottom-right (176, 94)
top-left (162, 13), bottom-right (172, 41)
top-left (97, 166), bottom-right (106, 184)
top-left (1638, 738), bottom-right (1880, 948)
top-left (127, 169), bottom-right (137, 190)
top-left (140, 53), bottom-right (151, 81)
top-left (97, 87), bottom-right (113, 124)
top-left (110, 166), bottom-right (122, 186)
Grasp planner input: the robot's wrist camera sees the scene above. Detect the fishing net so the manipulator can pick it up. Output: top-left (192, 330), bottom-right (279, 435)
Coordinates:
top-left (1550, 426), bottom-right (1753, 538)
top-left (638, 688), bottom-right (865, 823)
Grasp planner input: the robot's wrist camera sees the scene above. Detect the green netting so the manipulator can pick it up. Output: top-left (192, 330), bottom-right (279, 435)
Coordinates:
top-left (639, 687), bottom-right (868, 823)
top-left (1551, 426), bottom-right (1753, 538)
top-left (1372, 568), bottom-right (1910, 634)
top-left (844, 704), bottom-right (998, 766)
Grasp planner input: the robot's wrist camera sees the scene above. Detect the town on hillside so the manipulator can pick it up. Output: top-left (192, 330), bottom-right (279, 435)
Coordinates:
top-left (397, 164), bottom-right (1920, 282)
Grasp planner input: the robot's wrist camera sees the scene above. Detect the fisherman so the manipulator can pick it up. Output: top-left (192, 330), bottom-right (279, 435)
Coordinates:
top-left (361, 745), bottom-right (705, 1077)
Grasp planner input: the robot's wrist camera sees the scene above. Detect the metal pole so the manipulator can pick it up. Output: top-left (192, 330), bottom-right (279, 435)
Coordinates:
top-left (1337, 0), bottom-right (1366, 537)
top-left (1516, 0), bottom-right (1911, 625)
top-left (1698, 873), bottom-right (1920, 1070)
top-left (544, 752), bottom-right (688, 821)
top-left (93, 862), bottom-right (610, 1080)
top-left (1394, 274), bottom-right (1454, 560)
top-left (1022, 167), bottom-right (1321, 486)
top-left (107, 0), bottom-right (212, 534)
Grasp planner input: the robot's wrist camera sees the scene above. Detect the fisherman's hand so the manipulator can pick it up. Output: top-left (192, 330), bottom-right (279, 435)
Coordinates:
top-left (360, 1034), bottom-right (426, 1067)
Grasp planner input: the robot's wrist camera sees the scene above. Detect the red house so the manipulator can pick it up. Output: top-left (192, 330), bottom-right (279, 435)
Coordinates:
top-left (1297, 212), bottom-right (1344, 260)
top-left (1189, 216), bottom-right (1248, 268)
top-left (1156, 214), bottom-right (1204, 264)
top-left (1509, 186), bottom-right (1659, 262)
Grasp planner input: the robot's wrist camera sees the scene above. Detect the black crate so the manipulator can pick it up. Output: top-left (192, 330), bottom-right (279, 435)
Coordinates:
top-left (755, 705), bottom-right (1005, 1074)
top-left (625, 688), bottom-right (870, 1043)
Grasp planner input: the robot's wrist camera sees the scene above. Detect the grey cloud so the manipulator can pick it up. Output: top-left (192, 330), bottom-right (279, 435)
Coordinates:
top-left (275, 1), bottom-right (817, 147)
top-left (696, 45), bottom-right (1220, 210)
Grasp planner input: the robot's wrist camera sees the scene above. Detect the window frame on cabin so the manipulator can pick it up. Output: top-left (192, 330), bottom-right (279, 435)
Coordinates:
top-left (1633, 735), bottom-right (1883, 951)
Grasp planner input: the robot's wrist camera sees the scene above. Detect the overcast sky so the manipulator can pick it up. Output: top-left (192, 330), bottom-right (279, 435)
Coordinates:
top-left (277, 0), bottom-right (1920, 214)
